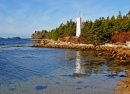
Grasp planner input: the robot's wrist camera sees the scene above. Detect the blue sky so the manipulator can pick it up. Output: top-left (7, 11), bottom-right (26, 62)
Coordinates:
top-left (0, 0), bottom-right (130, 38)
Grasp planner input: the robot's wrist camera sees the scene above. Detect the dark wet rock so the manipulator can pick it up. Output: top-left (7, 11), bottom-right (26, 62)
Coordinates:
top-left (35, 86), bottom-right (47, 90)
top-left (119, 75), bottom-right (127, 77)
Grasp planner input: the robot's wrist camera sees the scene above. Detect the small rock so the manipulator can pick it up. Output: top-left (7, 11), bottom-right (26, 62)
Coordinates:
top-left (120, 75), bottom-right (127, 77)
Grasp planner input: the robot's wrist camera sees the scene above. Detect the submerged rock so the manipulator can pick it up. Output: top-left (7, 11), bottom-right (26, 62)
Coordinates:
top-left (35, 86), bottom-right (47, 90)
top-left (119, 75), bottom-right (127, 77)
top-left (72, 73), bottom-right (89, 77)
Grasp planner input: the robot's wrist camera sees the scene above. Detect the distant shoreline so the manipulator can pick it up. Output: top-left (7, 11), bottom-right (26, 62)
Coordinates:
top-left (0, 37), bottom-right (21, 39)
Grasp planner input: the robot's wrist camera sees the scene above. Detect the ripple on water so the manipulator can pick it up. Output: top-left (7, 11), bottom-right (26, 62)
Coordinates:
top-left (35, 86), bottom-right (48, 90)
top-left (76, 87), bottom-right (82, 90)
top-left (0, 44), bottom-right (127, 94)
top-left (76, 81), bottom-right (82, 84)
top-left (9, 88), bottom-right (15, 91)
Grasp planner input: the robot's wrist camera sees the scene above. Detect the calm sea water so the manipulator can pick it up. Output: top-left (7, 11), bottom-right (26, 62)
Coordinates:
top-left (0, 39), bottom-right (125, 94)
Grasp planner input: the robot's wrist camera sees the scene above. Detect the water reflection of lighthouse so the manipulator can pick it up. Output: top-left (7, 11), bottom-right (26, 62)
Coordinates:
top-left (75, 51), bottom-right (85, 74)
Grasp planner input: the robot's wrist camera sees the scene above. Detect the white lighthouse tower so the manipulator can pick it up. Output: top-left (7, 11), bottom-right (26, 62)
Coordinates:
top-left (76, 14), bottom-right (82, 37)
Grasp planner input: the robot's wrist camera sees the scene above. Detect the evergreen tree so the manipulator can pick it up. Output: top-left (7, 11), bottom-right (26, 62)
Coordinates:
top-left (32, 10), bottom-right (130, 44)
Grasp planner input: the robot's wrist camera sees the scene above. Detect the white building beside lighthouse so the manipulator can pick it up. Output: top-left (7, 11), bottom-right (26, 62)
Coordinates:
top-left (76, 14), bottom-right (82, 37)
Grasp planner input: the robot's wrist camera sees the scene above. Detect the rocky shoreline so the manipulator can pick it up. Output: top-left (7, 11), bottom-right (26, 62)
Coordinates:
top-left (32, 39), bottom-right (130, 94)
top-left (32, 39), bottom-right (130, 64)
top-left (116, 77), bottom-right (130, 94)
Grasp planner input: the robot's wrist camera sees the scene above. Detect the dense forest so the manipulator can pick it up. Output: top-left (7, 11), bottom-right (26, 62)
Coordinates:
top-left (32, 11), bottom-right (130, 44)
top-left (31, 30), bottom-right (48, 39)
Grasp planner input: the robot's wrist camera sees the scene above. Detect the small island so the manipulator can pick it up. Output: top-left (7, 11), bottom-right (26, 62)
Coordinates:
top-left (0, 37), bottom-right (3, 39)
top-left (12, 37), bottom-right (21, 39)
top-left (8, 37), bottom-right (21, 39)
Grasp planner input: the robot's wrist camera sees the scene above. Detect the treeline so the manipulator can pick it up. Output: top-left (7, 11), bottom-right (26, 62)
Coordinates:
top-left (32, 11), bottom-right (130, 44)
top-left (46, 19), bottom-right (76, 40)
top-left (81, 11), bottom-right (130, 44)
top-left (31, 30), bottom-right (48, 39)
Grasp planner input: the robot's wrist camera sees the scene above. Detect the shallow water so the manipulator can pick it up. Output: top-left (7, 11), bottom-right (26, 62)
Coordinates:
top-left (0, 39), bottom-right (126, 94)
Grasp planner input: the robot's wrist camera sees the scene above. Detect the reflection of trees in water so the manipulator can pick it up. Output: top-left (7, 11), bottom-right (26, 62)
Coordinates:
top-left (73, 50), bottom-right (129, 77)
top-left (107, 62), bottom-right (130, 77)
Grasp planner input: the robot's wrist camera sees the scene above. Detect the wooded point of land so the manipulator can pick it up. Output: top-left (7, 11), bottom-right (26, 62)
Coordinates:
top-left (32, 11), bottom-right (130, 44)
